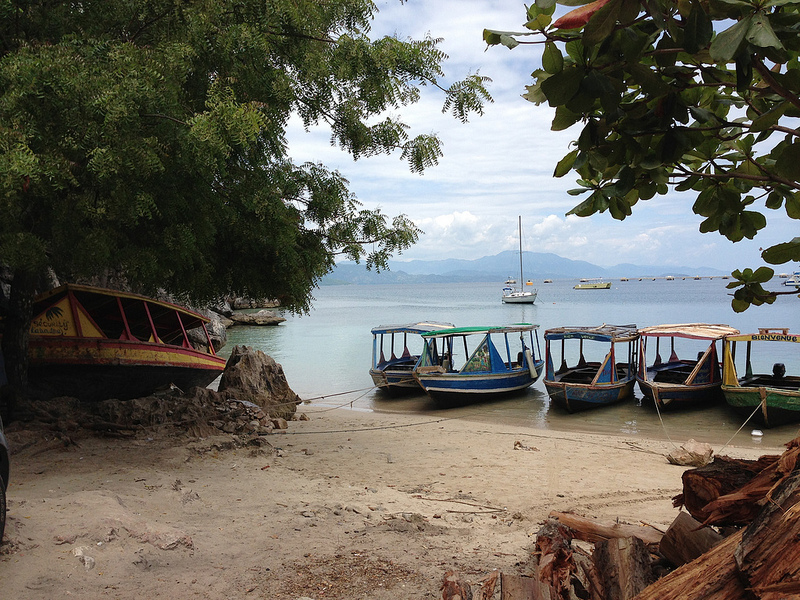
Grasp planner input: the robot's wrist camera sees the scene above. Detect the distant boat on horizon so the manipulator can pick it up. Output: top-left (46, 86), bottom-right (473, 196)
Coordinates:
top-left (574, 279), bottom-right (612, 290)
top-left (501, 216), bottom-right (537, 304)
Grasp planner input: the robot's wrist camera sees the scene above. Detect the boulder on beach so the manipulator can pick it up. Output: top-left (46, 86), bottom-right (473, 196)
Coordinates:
top-left (218, 345), bottom-right (301, 421)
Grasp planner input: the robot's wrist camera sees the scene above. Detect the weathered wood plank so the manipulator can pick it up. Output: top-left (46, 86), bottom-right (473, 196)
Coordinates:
top-left (659, 511), bottom-right (723, 567)
top-left (594, 536), bottom-right (655, 600)
top-left (548, 511), bottom-right (663, 546)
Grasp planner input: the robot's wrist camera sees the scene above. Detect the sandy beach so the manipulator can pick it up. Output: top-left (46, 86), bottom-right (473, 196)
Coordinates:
top-left (0, 406), bottom-right (784, 599)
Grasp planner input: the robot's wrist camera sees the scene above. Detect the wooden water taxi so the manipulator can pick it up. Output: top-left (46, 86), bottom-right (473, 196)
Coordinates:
top-left (574, 279), bottom-right (611, 289)
top-left (544, 324), bottom-right (639, 412)
top-left (413, 324), bottom-right (543, 401)
top-left (23, 284), bottom-right (227, 400)
top-left (637, 323), bottom-right (739, 411)
top-left (721, 328), bottom-right (800, 427)
top-left (369, 321), bottom-right (454, 393)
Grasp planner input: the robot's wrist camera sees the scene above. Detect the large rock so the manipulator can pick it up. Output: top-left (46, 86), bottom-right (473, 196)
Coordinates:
top-left (218, 346), bottom-right (300, 420)
top-left (187, 308), bottom-right (228, 351)
top-left (228, 310), bottom-right (286, 326)
top-left (230, 298), bottom-right (280, 310)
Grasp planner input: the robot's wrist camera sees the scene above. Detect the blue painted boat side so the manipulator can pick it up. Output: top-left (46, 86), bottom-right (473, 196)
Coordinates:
top-left (416, 361), bottom-right (543, 397)
top-left (546, 379), bottom-right (635, 412)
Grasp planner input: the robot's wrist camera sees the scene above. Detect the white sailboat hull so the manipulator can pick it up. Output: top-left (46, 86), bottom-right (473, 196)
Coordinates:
top-left (502, 290), bottom-right (537, 304)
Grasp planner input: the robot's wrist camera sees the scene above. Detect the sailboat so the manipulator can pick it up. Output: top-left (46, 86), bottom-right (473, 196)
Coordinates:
top-left (502, 216), bottom-right (537, 304)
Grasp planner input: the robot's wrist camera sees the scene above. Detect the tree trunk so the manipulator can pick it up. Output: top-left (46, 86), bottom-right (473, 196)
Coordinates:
top-left (735, 465), bottom-right (800, 600)
top-left (0, 268), bottom-right (37, 421)
top-left (659, 511), bottom-right (724, 567)
top-left (593, 536), bottom-right (655, 600)
top-left (674, 455), bottom-right (780, 523)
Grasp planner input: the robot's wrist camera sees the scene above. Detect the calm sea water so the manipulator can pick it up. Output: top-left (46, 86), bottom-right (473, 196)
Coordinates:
top-left (220, 277), bottom-right (800, 449)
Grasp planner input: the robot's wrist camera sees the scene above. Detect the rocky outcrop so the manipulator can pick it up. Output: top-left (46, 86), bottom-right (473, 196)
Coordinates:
top-left (229, 298), bottom-right (279, 310)
top-left (227, 310), bottom-right (285, 326)
top-left (186, 309), bottom-right (228, 352)
top-left (218, 346), bottom-right (300, 420)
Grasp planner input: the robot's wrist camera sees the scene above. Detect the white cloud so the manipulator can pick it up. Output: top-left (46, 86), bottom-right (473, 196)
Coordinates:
top-left (284, 0), bottom-right (784, 271)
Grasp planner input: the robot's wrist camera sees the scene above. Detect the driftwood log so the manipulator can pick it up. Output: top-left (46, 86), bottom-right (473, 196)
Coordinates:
top-left (593, 536), bottom-right (654, 600)
top-left (658, 511), bottom-right (723, 567)
top-left (444, 438), bottom-right (800, 600)
top-left (673, 454), bottom-right (779, 522)
top-left (548, 511), bottom-right (663, 546)
top-left (631, 530), bottom-right (746, 599)
top-left (735, 465), bottom-right (800, 600)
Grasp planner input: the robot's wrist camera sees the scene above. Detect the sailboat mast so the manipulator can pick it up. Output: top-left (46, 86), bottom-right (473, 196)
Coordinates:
top-left (517, 215), bottom-right (523, 289)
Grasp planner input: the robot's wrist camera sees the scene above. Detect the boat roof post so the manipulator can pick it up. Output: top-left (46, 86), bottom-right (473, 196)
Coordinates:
top-left (142, 301), bottom-right (161, 344)
top-left (116, 296), bottom-right (135, 341)
top-left (200, 322), bottom-right (217, 355)
top-left (174, 311), bottom-right (192, 349)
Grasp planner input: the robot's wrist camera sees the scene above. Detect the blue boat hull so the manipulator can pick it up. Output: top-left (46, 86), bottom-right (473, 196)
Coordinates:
top-left (415, 363), bottom-right (542, 401)
top-left (545, 378), bottom-right (635, 413)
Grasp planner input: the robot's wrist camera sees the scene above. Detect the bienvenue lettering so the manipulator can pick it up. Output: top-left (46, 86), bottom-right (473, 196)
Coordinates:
top-left (751, 334), bottom-right (800, 342)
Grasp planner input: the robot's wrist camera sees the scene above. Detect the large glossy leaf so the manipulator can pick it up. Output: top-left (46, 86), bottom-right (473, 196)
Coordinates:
top-left (710, 16), bottom-right (752, 62)
top-left (746, 11), bottom-right (783, 50)
top-left (750, 101), bottom-right (788, 132)
top-left (554, 148), bottom-right (580, 176)
top-left (684, 3), bottom-right (713, 54)
top-left (583, 0), bottom-right (622, 46)
top-left (551, 105), bottom-right (583, 130)
top-left (774, 142), bottom-right (800, 180)
top-left (541, 67), bottom-right (585, 106)
top-left (542, 42), bottom-right (564, 74)
top-left (762, 238), bottom-right (800, 264)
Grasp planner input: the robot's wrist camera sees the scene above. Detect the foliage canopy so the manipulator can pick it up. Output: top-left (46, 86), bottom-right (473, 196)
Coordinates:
top-left (484, 0), bottom-right (800, 310)
top-left (0, 0), bottom-right (491, 311)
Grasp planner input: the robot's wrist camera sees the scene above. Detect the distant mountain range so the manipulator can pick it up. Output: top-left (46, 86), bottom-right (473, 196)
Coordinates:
top-left (321, 251), bottom-right (730, 285)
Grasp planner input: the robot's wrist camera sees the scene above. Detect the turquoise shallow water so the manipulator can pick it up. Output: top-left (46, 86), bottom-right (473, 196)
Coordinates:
top-left (220, 277), bottom-right (800, 449)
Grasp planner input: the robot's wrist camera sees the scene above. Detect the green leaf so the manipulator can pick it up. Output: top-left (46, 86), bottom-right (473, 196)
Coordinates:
top-left (523, 81), bottom-right (549, 104)
top-left (542, 42), bottom-right (564, 74)
top-left (541, 67), bottom-right (585, 106)
top-left (552, 105), bottom-right (583, 130)
top-left (762, 238), bottom-right (800, 264)
top-left (583, 0), bottom-right (622, 46)
top-left (750, 101), bottom-right (788, 132)
top-left (774, 142), bottom-right (800, 180)
top-left (554, 149), bottom-right (580, 177)
top-left (786, 192), bottom-right (800, 219)
top-left (684, 3), bottom-right (713, 54)
top-left (746, 11), bottom-right (783, 50)
top-left (710, 16), bottom-right (753, 62)
top-left (536, 0), bottom-right (558, 9)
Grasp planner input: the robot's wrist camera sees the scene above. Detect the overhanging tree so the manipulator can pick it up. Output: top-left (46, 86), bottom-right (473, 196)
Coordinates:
top-left (484, 0), bottom-right (800, 310)
top-left (0, 0), bottom-right (491, 409)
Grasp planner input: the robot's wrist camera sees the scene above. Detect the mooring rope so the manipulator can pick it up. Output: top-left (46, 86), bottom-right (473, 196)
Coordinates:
top-left (651, 393), bottom-right (680, 450)
top-left (717, 401), bottom-right (764, 455)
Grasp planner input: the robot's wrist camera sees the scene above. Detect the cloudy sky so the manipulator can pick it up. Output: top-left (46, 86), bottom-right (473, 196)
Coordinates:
top-left (286, 0), bottom-right (793, 272)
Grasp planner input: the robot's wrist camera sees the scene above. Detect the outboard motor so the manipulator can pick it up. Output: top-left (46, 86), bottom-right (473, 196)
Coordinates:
top-left (773, 363), bottom-right (786, 379)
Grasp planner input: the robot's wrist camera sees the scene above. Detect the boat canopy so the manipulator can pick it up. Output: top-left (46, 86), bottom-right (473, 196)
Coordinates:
top-left (638, 323), bottom-right (740, 340)
top-left (30, 283), bottom-right (214, 350)
top-left (545, 324), bottom-right (638, 343)
top-left (421, 323), bottom-right (540, 339)
top-left (370, 322), bottom-right (454, 336)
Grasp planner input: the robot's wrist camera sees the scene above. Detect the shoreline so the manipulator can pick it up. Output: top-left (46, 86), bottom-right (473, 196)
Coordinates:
top-left (0, 406), bottom-right (787, 599)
